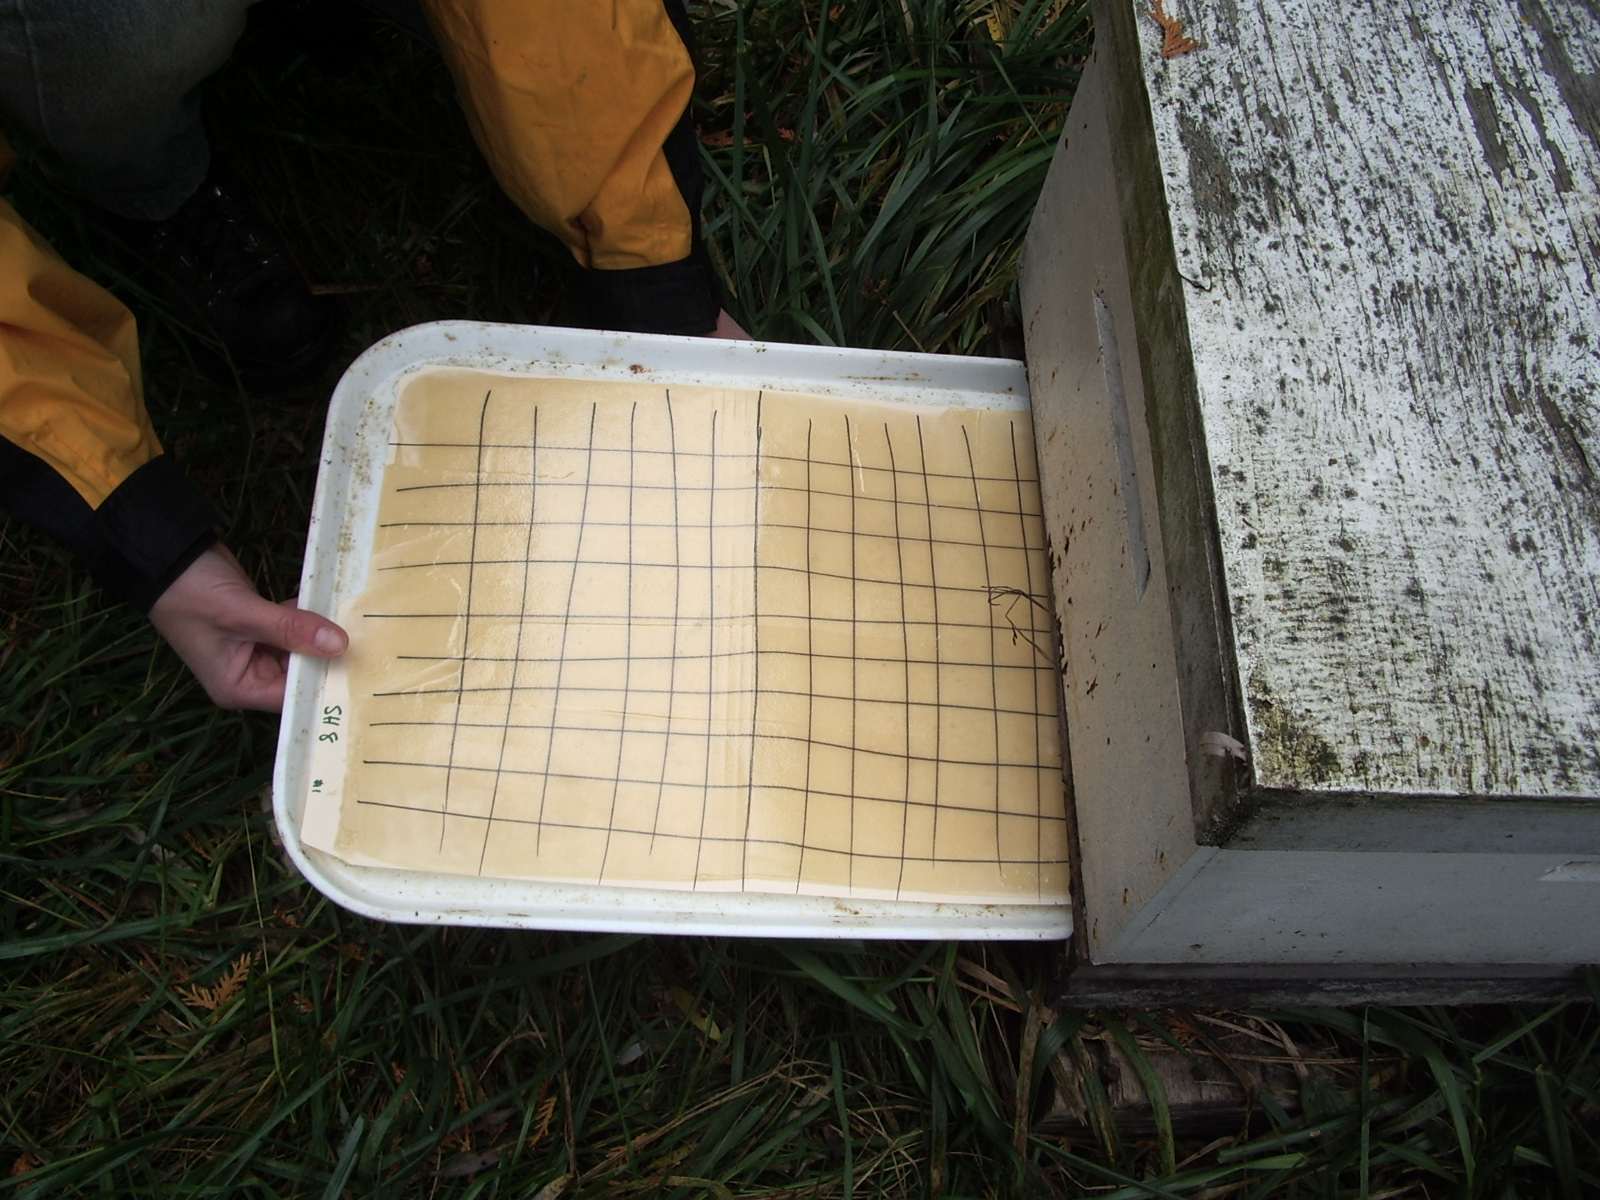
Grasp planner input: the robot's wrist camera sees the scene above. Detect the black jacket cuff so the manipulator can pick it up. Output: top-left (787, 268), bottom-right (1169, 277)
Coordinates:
top-left (0, 443), bottom-right (220, 612)
top-left (575, 0), bottom-right (722, 338)
top-left (578, 247), bottom-right (722, 336)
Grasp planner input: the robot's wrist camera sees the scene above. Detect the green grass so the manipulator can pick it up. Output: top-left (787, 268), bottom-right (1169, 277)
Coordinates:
top-left (3, 1), bottom-right (1599, 1196)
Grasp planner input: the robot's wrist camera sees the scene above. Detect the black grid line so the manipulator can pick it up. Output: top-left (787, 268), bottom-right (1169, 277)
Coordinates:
top-left (438, 391), bottom-right (492, 852)
top-left (363, 684), bottom-right (1049, 720)
top-left (380, 500), bottom-right (1043, 534)
top-left (649, 391), bottom-right (683, 851)
top-left (366, 721), bottom-right (1054, 765)
top-left (361, 609), bottom-right (763, 622)
top-left (386, 439), bottom-right (1038, 485)
top-left (847, 414), bottom-right (860, 890)
top-left (763, 450), bottom-right (1038, 484)
top-left (885, 423), bottom-right (913, 897)
top-left (690, 407), bottom-right (721, 884)
top-left (392, 480), bottom-right (759, 498)
top-left (740, 393), bottom-right (765, 888)
top-left (916, 415), bottom-right (946, 862)
top-left (963, 423), bottom-right (1003, 873)
top-left (377, 645), bottom-right (1041, 674)
top-left (596, 401), bottom-right (640, 881)
top-left (757, 492), bottom-right (1037, 520)
top-left (386, 642), bottom-right (1038, 664)
top-left (1012, 421), bottom-right (1046, 900)
top-left (530, 401), bottom-right (599, 852)
top-left (477, 401), bottom-right (539, 873)
top-left (796, 419), bottom-right (817, 892)
top-left (350, 796), bottom-right (1055, 864)
top-left (367, 571), bottom-right (1027, 602)
top-left (357, 759), bottom-right (1066, 820)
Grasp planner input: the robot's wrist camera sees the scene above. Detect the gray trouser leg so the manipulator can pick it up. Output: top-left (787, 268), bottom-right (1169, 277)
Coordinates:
top-left (0, 0), bottom-right (257, 218)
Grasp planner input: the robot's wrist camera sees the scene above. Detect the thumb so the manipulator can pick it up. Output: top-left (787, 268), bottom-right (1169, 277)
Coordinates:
top-left (229, 594), bottom-right (348, 657)
top-left (277, 601), bottom-right (349, 657)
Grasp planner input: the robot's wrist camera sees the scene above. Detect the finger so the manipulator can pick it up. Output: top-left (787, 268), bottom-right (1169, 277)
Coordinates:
top-left (226, 645), bottom-right (293, 714)
top-left (709, 309), bottom-right (752, 340)
top-left (227, 592), bottom-right (349, 657)
top-left (274, 598), bottom-right (349, 655)
top-left (188, 641), bottom-right (287, 714)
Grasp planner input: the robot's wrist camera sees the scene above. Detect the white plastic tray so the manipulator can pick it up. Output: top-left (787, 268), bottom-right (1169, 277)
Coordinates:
top-left (273, 321), bottom-right (1072, 938)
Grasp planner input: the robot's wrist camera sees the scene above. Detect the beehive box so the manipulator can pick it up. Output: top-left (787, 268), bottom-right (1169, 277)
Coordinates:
top-left (1022, 0), bottom-right (1600, 999)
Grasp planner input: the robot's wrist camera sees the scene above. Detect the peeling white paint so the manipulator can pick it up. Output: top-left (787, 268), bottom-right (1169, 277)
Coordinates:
top-left (1133, 0), bottom-right (1600, 798)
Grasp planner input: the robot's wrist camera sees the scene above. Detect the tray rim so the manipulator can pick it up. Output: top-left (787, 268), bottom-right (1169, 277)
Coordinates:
top-left (273, 320), bottom-right (1072, 939)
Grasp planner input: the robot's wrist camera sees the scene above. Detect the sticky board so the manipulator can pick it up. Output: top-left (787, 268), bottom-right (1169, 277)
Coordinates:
top-left (275, 323), bottom-right (1073, 937)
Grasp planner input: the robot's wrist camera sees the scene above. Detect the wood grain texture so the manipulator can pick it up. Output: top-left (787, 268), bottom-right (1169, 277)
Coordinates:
top-left (1123, 0), bottom-right (1600, 799)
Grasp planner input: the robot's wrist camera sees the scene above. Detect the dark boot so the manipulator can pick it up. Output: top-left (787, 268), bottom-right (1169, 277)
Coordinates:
top-left (116, 172), bottom-right (341, 392)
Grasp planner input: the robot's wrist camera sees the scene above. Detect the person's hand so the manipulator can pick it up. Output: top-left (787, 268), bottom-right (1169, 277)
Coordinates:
top-left (148, 545), bottom-right (348, 713)
top-left (708, 309), bottom-right (752, 340)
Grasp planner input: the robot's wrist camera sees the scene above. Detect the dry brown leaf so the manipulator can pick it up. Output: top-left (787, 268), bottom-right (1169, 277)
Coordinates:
top-left (529, 1093), bottom-right (558, 1148)
top-left (178, 952), bottom-right (254, 1013)
top-left (1149, 0), bottom-right (1200, 56)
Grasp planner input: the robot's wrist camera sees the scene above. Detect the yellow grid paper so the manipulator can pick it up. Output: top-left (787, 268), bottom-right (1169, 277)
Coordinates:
top-left (301, 368), bottom-right (1069, 903)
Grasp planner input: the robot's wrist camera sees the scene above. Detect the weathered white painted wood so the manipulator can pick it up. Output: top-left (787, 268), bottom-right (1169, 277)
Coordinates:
top-left (1120, 0), bottom-right (1600, 800)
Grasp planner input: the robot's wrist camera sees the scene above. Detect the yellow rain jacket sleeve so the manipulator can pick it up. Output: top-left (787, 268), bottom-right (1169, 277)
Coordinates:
top-left (423, 0), bottom-right (721, 334)
top-left (0, 137), bottom-right (219, 611)
top-left (1, 0), bottom-right (712, 609)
